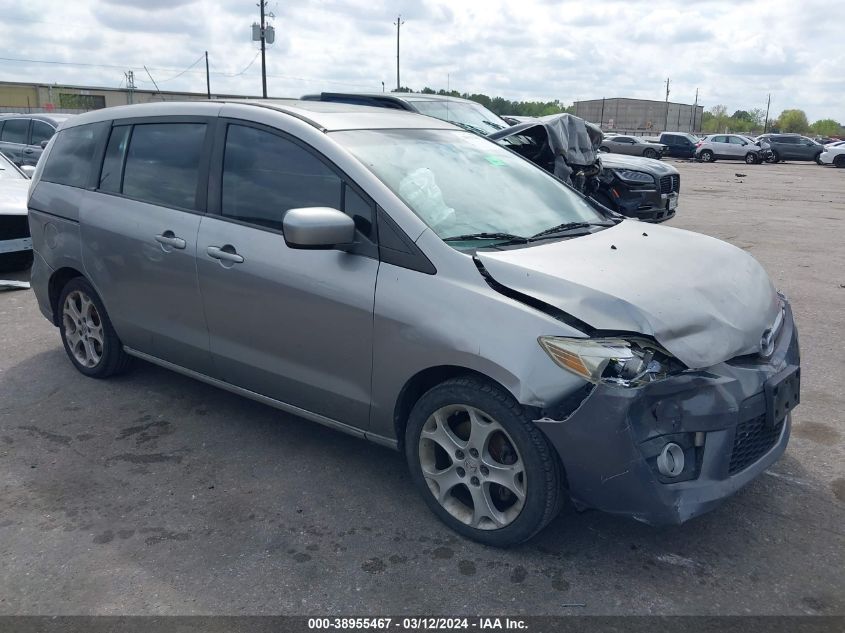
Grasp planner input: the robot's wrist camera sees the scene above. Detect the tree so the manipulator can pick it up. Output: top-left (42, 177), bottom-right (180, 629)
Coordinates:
top-left (810, 118), bottom-right (842, 136)
top-left (777, 109), bottom-right (809, 133)
top-left (732, 110), bottom-right (753, 123)
top-left (702, 105), bottom-right (728, 133)
top-left (748, 108), bottom-right (766, 128)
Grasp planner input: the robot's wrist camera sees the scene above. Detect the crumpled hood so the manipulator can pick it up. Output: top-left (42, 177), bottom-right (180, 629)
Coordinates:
top-left (599, 153), bottom-right (679, 176)
top-left (0, 180), bottom-right (29, 216)
top-left (477, 221), bottom-right (780, 369)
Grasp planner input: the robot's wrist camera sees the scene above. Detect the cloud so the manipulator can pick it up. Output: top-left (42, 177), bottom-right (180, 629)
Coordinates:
top-left (0, 0), bottom-right (840, 121)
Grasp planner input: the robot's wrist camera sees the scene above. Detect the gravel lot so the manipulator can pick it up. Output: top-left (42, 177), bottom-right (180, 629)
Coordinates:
top-left (1, 160), bottom-right (843, 616)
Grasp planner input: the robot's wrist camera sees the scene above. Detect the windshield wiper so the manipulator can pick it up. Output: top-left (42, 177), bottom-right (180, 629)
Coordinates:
top-left (451, 121), bottom-right (490, 136)
top-left (482, 119), bottom-right (506, 130)
top-left (443, 232), bottom-right (528, 244)
top-left (529, 222), bottom-right (611, 241)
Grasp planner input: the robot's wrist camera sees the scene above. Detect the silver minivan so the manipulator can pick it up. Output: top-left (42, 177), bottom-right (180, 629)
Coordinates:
top-left (28, 101), bottom-right (800, 545)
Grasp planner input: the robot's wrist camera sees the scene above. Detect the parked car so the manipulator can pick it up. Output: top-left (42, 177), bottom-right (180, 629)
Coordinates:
top-left (304, 93), bottom-right (679, 222)
top-left (599, 135), bottom-right (667, 159)
top-left (0, 113), bottom-right (74, 167)
top-left (29, 100), bottom-right (800, 546)
top-left (0, 150), bottom-right (32, 271)
top-left (658, 132), bottom-right (700, 158)
top-left (756, 134), bottom-right (824, 163)
top-left (695, 134), bottom-right (766, 164)
top-left (818, 144), bottom-right (845, 167)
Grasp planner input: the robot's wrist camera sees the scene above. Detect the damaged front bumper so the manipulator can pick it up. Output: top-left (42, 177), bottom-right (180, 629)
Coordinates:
top-left (534, 301), bottom-right (800, 526)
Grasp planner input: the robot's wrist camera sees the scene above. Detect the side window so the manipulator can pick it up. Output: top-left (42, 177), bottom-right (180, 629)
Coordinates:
top-left (40, 122), bottom-right (106, 188)
top-left (712, 135), bottom-right (727, 143)
top-left (122, 123), bottom-right (206, 209)
top-left (98, 125), bottom-right (131, 193)
top-left (30, 120), bottom-right (55, 146)
top-left (1, 118), bottom-right (29, 144)
top-left (221, 124), bottom-right (342, 232)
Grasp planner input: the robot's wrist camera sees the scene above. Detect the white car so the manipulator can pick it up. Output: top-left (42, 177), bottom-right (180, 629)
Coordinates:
top-left (818, 144), bottom-right (845, 167)
top-left (0, 151), bottom-right (32, 271)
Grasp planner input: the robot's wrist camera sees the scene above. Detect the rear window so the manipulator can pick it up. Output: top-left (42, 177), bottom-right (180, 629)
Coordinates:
top-left (1, 118), bottom-right (28, 144)
top-left (119, 123), bottom-right (207, 210)
top-left (41, 122), bottom-right (107, 188)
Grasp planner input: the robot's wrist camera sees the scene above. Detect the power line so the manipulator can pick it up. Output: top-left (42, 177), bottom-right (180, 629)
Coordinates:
top-left (136, 54), bottom-right (205, 84)
top-left (0, 55), bottom-right (379, 90)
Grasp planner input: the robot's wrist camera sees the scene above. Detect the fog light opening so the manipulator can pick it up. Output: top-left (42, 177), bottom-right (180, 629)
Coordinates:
top-left (657, 442), bottom-right (685, 478)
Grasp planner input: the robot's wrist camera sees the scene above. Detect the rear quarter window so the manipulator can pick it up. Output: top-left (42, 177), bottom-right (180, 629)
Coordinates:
top-left (41, 122), bottom-right (108, 188)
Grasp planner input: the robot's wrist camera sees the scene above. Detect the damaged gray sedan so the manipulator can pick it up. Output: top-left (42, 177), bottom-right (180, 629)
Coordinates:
top-left (29, 101), bottom-right (800, 547)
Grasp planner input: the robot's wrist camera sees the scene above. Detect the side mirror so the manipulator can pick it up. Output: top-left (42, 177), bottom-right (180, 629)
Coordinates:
top-left (20, 165), bottom-right (36, 178)
top-left (283, 207), bottom-right (355, 250)
top-left (40, 140), bottom-right (49, 149)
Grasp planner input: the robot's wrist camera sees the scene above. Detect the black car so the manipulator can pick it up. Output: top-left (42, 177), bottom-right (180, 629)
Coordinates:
top-left (304, 92), bottom-right (680, 223)
top-left (658, 132), bottom-right (700, 158)
top-left (756, 134), bottom-right (824, 163)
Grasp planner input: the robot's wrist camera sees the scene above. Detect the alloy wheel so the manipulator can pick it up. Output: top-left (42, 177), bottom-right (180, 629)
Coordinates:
top-left (418, 405), bottom-right (526, 530)
top-left (62, 290), bottom-right (104, 368)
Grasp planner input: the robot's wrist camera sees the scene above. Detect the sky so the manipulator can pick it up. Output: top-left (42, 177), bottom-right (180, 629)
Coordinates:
top-left (0, 0), bottom-right (842, 122)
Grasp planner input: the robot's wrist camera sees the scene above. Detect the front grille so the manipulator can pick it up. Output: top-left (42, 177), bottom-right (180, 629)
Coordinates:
top-left (658, 174), bottom-right (680, 193)
top-left (0, 215), bottom-right (30, 241)
top-left (728, 414), bottom-right (783, 474)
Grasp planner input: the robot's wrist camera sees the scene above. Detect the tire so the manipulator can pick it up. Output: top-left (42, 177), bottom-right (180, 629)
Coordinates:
top-left (58, 277), bottom-right (132, 378)
top-left (699, 150), bottom-right (714, 162)
top-left (769, 150), bottom-right (780, 163)
top-left (599, 146), bottom-right (609, 153)
top-left (0, 250), bottom-right (33, 273)
top-left (405, 375), bottom-right (563, 547)
top-left (815, 152), bottom-right (823, 165)
top-left (834, 155), bottom-right (845, 168)
top-left (643, 148), bottom-right (657, 159)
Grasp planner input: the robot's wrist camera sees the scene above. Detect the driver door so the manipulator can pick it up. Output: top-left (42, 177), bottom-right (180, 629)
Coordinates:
top-left (196, 121), bottom-right (380, 428)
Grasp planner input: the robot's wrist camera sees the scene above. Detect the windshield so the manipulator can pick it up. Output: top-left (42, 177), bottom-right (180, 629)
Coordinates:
top-left (333, 129), bottom-right (606, 248)
top-left (0, 153), bottom-right (25, 180)
top-left (407, 100), bottom-right (507, 135)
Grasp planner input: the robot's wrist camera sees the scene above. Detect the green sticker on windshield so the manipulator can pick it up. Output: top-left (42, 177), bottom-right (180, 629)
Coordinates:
top-left (484, 155), bottom-right (506, 166)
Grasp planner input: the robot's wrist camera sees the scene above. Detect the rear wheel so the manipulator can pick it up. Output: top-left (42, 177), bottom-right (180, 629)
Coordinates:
top-left (699, 149), bottom-right (714, 162)
top-left (405, 376), bottom-right (563, 547)
top-left (815, 152), bottom-right (823, 165)
top-left (58, 277), bottom-right (132, 378)
top-left (643, 148), bottom-right (658, 159)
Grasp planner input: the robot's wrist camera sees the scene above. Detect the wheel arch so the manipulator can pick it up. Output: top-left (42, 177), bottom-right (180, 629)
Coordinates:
top-left (392, 365), bottom-right (524, 452)
top-left (48, 266), bottom-right (85, 326)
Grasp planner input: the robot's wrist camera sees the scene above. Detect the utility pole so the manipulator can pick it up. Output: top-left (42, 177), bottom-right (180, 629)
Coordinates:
top-left (205, 51), bottom-right (211, 99)
top-left (394, 14), bottom-right (404, 91)
top-left (125, 70), bottom-right (135, 105)
top-left (689, 87), bottom-right (698, 132)
top-left (663, 77), bottom-right (670, 132)
top-left (764, 93), bottom-right (771, 133)
top-left (259, 1), bottom-right (267, 98)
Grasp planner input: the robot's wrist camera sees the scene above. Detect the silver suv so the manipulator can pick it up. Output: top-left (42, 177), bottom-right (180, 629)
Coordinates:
top-left (695, 134), bottom-right (765, 164)
top-left (28, 101), bottom-right (800, 545)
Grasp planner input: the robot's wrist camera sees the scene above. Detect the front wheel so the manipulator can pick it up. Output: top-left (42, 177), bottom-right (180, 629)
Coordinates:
top-left (58, 277), bottom-right (132, 378)
top-left (745, 152), bottom-right (758, 165)
top-left (643, 148), bottom-right (658, 159)
top-left (405, 376), bottom-right (563, 547)
top-left (834, 155), bottom-right (845, 168)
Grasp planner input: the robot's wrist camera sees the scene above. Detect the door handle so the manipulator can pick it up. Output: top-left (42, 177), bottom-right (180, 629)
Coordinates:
top-left (155, 232), bottom-right (187, 250)
top-left (207, 245), bottom-right (244, 264)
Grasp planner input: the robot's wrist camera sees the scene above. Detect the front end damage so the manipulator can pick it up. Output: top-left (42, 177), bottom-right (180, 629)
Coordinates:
top-left (533, 301), bottom-right (800, 525)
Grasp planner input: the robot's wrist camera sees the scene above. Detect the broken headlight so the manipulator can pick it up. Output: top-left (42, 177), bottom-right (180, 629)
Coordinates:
top-left (613, 169), bottom-right (655, 185)
top-left (538, 336), bottom-right (677, 387)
